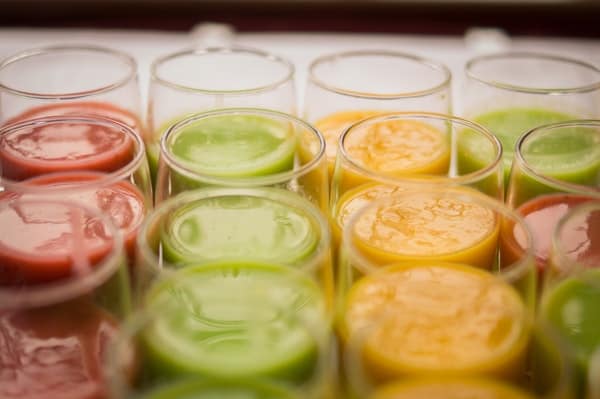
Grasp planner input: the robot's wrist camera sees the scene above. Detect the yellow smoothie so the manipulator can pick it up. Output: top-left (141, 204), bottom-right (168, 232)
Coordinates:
top-left (331, 183), bottom-right (408, 246)
top-left (370, 378), bottom-right (535, 399)
top-left (315, 110), bottom-right (381, 175)
top-left (343, 263), bottom-right (529, 380)
top-left (350, 192), bottom-right (499, 269)
top-left (332, 115), bottom-right (451, 191)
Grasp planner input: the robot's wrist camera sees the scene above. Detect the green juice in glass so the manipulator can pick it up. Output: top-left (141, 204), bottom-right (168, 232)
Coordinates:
top-left (137, 379), bottom-right (299, 399)
top-left (159, 114), bottom-right (297, 191)
top-left (542, 269), bottom-right (600, 395)
top-left (141, 262), bottom-right (325, 383)
top-left (160, 191), bottom-right (321, 265)
top-left (459, 108), bottom-right (600, 196)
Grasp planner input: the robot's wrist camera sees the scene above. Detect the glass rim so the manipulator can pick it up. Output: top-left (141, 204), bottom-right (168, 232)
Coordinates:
top-left (0, 115), bottom-right (148, 194)
top-left (552, 200), bottom-right (600, 274)
top-left (338, 111), bottom-right (503, 186)
top-left (465, 51), bottom-right (600, 95)
top-left (0, 44), bottom-right (138, 99)
top-left (342, 186), bottom-right (535, 283)
top-left (137, 186), bottom-right (331, 276)
top-left (515, 119), bottom-right (600, 197)
top-left (106, 262), bottom-right (331, 398)
top-left (308, 49), bottom-right (452, 99)
top-left (0, 198), bottom-right (125, 309)
top-left (160, 107), bottom-right (326, 187)
top-left (150, 46), bottom-right (295, 95)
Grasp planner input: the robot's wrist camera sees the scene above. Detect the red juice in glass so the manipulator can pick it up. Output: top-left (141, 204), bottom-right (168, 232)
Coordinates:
top-left (0, 199), bottom-right (131, 399)
top-left (503, 194), bottom-right (596, 272)
top-left (1, 172), bottom-right (146, 260)
top-left (0, 106), bottom-right (137, 181)
top-left (0, 300), bottom-right (119, 399)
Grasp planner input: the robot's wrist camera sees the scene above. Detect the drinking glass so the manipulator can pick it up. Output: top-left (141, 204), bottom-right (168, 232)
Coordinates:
top-left (0, 198), bottom-right (130, 399)
top-left (505, 121), bottom-right (600, 273)
top-left (0, 45), bottom-right (143, 136)
top-left (540, 200), bottom-right (599, 396)
top-left (507, 120), bottom-right (600, 208)
top-left (155, 108), bottom-right (327, 209)
top-left (330, 112), bottom-right (503, 244)
top-left (147, 46), bottom-right (296, 179)
top-left (464, 52), bottom-right (600, 182)
top-left (136, 186), bottom-right (333, 306)
top-left (305, 50), bottom-right (451, 175)
top-left (337, 189), bottom-right (537, 391)
top-left (0, 115), bottom-right (153, 259)
top-left (106, 262), bottom-right (333, 399)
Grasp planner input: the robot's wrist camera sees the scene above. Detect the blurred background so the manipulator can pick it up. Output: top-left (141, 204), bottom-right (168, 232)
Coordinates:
top-left (1, 0), bottom-right (599, 37)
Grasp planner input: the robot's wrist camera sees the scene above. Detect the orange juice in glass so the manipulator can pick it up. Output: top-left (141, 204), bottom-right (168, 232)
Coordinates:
top-left (337, 188), bottom-right (536, 389)
top-left (305, 50), bottom-right (452, 177)
top-left (329, 113), bottom-right (503, 247)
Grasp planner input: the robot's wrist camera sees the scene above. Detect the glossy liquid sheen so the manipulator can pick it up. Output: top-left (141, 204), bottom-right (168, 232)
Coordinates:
top-left (344, 263), bottom-right (528, 379)
top-left (0, 300), bottom-right (119, 399)
top-left (142, 262), bottom-right (325, 381)
top-left (352, 192), bottom-right (499, 268)
top-left (0, 102), bottom-right (139, 181)
top-left (3, 172), bottom-right (146, 258)
top-left (166, 114), bottom-right (296, 178)
top-left (161, 194), bottom-right (319, 264)
top-left (337, 116), bottom-right (450, 188)
top-left (331, 183), bottom-right (408, 244)
top-left (507, 194), bottom-right (595, 271)
top-left (0, 200), bottom-right (114, 284)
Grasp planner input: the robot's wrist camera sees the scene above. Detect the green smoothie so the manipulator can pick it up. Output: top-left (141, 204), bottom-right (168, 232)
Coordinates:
top-left (461, 108), bottom-right (577, 181)
top-left (141, 262), bottom-right (326, 382)
top-left (160, 192), bottom-right (320, 265)
top-left (137, 379), bottom-right (299, 399)
top-left (542, 269), bottom-right (600, 394)
top-left (165, 114), bottom-right (296, 184)
top-left (507, 121), bottom-right (600, 206)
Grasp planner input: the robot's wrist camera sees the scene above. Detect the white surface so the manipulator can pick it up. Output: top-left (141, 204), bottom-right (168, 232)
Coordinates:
top-left (1, 26), bottom-right (599, 115)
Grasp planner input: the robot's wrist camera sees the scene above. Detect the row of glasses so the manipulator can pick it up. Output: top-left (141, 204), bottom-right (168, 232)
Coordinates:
top-left (1, 43), bottom-right (600, 399)
top-left (0, 47), bottom-right (152, 399)
top-left (2, 45), bottom-right (598, 195)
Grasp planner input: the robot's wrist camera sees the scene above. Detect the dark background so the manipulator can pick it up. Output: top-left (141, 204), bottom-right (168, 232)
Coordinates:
top-left (1, 0), bottom-right (600, 37)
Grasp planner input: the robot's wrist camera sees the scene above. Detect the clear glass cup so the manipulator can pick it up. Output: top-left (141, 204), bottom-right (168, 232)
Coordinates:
top-left (542, 200), bottom-right (600, 396)
top-left (337, 189), bottom-right (536, 393)
top-left (136, 186), bottom-right (333, 307)
top-left (0, 198), bottom-right (131, 398)
top-left (0, 45), bottom-right (144, 138)
top-left (147, 46), bottom-right (296, 180)
top-left (507, 120), bottom-right (600, 208)
top-left (0, 115), bottom-right (153, 260)
top-left (305, 50), bottom-right (452, 175)
top-left (330, 112), bottom-right (503, 245)
top-left (505, 121), bottom-right (600, 274)
top-left (463, 52), bottom-right (600, 182)
top-left (106, 262), bottom-right (333, 399)
top-left (155, 108), bottom-right (328, 209)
